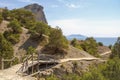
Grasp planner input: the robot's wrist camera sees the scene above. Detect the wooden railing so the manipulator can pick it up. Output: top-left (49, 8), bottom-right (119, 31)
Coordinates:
top-left (1, 57), bottom-right (16, 70)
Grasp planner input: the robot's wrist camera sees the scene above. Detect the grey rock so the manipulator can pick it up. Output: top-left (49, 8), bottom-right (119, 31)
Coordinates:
top-left (24, 3), bottom-right (47, 24)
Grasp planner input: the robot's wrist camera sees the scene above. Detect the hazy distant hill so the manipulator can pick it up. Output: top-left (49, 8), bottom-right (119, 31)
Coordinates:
top-left (66, 34), bottom-right (117, 46)
top-left (66, 34), bottom-right (87, 40)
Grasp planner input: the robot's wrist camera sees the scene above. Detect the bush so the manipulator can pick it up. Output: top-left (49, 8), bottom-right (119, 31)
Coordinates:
top-left (103, 57), bottom-right (120, 80)
top-left (62, 74), bottom-right (80, 80)
top-left (27, 46), bottom-right (36, 55)
top-left (4, 19), bottom-right (22, 44)
top-left (0, 33), bottom-right (13, 59)
top-left (30, 22), bottom-right (51, 41)
top-left (98, 42), bottom-right (103, 46)
top-left (0, 13), bottom-right (3, 24)
top-left (81, 67), bottom-right (106, 80)
top-left (111, 37), bottom-right (120, 58)
top-left (45, 27), bottom-right (68, 54)
top-left (8, 19), bottom-right (22, 34)
top-left (2, 8), bottom-right (11, 20)
top-left (10, 9), bottom-right (35, 26)
top-left (80, 37), bottom-right (99, 57)
top-left (6, 34), bottom-right (20, 44)
top-left (46, 75), bottom-right (59, 80)
top-left (71, 38), bottom-right (83, 50)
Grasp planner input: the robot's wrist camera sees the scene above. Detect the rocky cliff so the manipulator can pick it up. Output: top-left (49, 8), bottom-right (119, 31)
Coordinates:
top-left (24, 3), bottom-right (47, 24)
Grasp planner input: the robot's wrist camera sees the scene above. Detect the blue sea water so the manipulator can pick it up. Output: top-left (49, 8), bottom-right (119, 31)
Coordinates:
top-left (67, 37), bottom-right (117, 46)
top-left (95, 37), bottom-right (117, 46)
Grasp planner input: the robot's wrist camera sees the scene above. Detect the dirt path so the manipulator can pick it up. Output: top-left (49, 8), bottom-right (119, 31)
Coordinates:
top-left (59, 57), bottom-right (100, 63)
top-left (0, 64), bottom-right (36, 80)
top-left (100, 51), bottom-right (111, 56)
top-left (0, 50), bottom-right (109, 79)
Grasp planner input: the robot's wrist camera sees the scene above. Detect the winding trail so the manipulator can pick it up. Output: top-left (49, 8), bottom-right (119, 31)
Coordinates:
top-left (0, 64), bottom-right (36, 80)
top-left (100, 51), bottom-right (111, 56)
top-left (59, 57), bottom-right (100, 63)
top-left (0, 50), bottom-right (111, 80)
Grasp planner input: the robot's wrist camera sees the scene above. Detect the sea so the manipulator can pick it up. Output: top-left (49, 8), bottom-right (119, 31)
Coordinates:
top-left (95, 37), bottom-right (117, 46)
top-left (67, 37), bottom-right (117, 46)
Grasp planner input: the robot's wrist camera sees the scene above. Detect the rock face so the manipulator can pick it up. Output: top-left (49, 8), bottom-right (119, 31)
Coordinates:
top-left (24, 3), bottom-right (47, 24)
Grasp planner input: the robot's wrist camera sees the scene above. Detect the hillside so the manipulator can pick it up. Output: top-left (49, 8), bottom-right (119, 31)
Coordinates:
top-left (0, 3), bottom-right (114, 80)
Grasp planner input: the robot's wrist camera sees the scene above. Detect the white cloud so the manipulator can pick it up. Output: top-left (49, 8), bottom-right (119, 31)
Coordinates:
top-left (57, 0), bottom-right (88, 9)
top-left (17, 0), bottom-right (37, 3)
top-left (49, 19), bottom-right (120, 37)
top-left (66, 3), bottom-right (81, 8)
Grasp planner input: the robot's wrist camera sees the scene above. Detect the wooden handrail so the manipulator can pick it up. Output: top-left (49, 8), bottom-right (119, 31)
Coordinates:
top-left (1, 57), bottom-right (16, 70)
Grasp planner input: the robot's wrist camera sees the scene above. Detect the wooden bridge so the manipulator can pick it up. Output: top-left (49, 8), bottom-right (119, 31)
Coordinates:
top-left (15, 53), bottom-right (60, 77)
top-left (0, 51), bottom-right (109, 78)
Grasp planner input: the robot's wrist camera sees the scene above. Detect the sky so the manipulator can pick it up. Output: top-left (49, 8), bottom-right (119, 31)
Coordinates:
top-left (0, 0), bottom-right (120, 37)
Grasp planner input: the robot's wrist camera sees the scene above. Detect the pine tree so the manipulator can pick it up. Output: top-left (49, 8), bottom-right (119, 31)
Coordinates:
top-left (111, 37), bottom-right (120, 58)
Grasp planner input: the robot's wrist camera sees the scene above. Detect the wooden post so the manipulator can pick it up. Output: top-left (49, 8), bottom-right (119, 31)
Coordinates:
top-left (10, 61), bottom-right (12, 67)
top-left (46, 63), bottom-right (48, 69)
top-left (26, 59), bottom-right (29, 74)
top-left (37, 52), bottom-right (39, 71)
top-left (32, 53), bottom-right (34, 74)
top-left (1, 58), bottom-right (4, 70)
top-left (22, 62), bottom-right (24, 72)
top-left (37, 52), bottom-right (40, 79)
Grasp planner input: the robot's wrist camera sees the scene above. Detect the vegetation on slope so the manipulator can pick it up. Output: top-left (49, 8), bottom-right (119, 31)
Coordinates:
top-left (44, 27), bottom-right (68, 54)
top-left (0, 33), bottom-right (14, 68)
top-left (46, 37), bottom-right (120, 80)
top-left (0, 13), bottom-right (3, 23)
top-left (0, 7), bottom-right (69, 69)
top-left (71, 37), bottom-right (100, 57)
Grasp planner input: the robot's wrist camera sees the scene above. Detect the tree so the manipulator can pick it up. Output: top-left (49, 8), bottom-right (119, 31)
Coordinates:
top-left (30, 22), bottom-right (50, 42)
top-left (45, 27), bottom-right (68, 54)
top-left (71, 38), bottom-right (78, 47)
top-left (71, 38), bottom-right (83, 50)
top-left (98, 42), bottom-right (103, 46)
top-left (8, 19), bottom-right (22, 34)
top-left (108, 45), bottom-right (112, 49)
top-left (4, 19), bottom-right (22, 44)
top-left (81, 67), bottom-right (106, 80)
top-left (62, 74), bottom-right (80, 80)
top-left (27, 46), bottom-right (36, 55)
top-left (0, 13), bottom-right (3, 24)
top-left (0, 33), bottom-right (13, 59)
top-left (80, 37), bottom-right (99, 57)
top-left (2, 8), bottom-right (10, 20)
top-left (10, 9), bottom-right (35, 26)
top-left (4, 32), bottom-right (20, 44)
top-left (46, 75), bottom-right (59, 80)
top-left (111, 37), bottom-right (120, 58)
top-left (103, 57), bottom-right (120, 80)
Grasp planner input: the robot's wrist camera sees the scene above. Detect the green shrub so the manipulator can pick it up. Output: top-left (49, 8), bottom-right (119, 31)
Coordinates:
top-left (45, 27), bottom-right (68, 54)
top-left (27, 46), bottom-right (36, 55)
top-left (62, 73), bottom-right (80, 80)
top-left (2, 8), bottom-right (11, 20)
top-left (10, 9), bottom-right (35, 26)
top-left (0, 13), bottom-right (3, 24)
top-left (98, 42), bottom-right (103, 46)
top-left (30, 22), bottom-right (51, 40)
top-left (46, 75), bottom-right (59, 80)
top-left (7, 34), bottom-right (20, 44)
top-left (0, 33), bottom-right (13, 59)
top-left (111, 37), bottom-right (120, 58)
top-left (80, 37), bottom-right (99, 57)
top-left (8, 19), bottom-right (22, 34)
